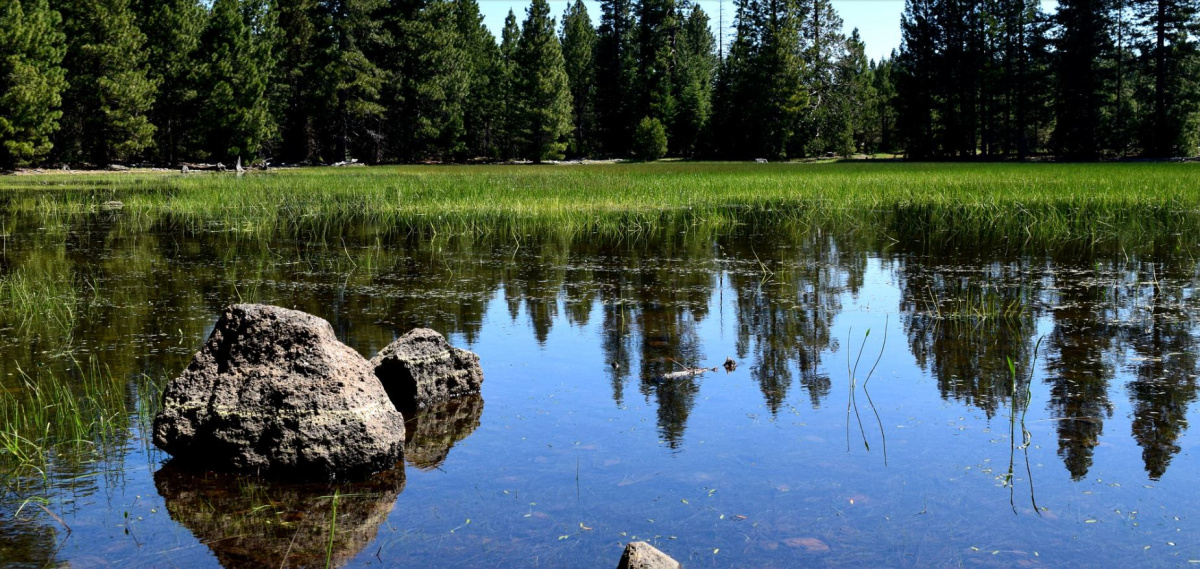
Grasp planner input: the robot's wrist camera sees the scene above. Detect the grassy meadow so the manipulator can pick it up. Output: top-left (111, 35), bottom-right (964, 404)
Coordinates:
top-left (2, 161), bottom-right (1198, 245)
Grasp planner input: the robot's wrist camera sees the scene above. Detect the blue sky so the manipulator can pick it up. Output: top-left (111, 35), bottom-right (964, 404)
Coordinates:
top-left (478, 0), bottom-right (1060, 63)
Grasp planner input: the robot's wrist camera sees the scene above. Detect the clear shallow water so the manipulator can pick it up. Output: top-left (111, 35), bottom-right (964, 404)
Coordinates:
top-left (2, 213), bottom-right (1200, 567)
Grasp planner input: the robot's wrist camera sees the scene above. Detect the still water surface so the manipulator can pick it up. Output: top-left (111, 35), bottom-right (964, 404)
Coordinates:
top-left (2, 212), bottom-right (1199, 567)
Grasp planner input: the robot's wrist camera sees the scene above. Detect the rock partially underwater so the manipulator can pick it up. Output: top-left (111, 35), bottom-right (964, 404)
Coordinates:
top-left (370, 328), bottom-right (484, 412)
top-left (154, 461), bottom-right (405, 568)
top-left (617, 541), bottom-right (682, 569)
top-left (153, 304), bottom-right (406, 480)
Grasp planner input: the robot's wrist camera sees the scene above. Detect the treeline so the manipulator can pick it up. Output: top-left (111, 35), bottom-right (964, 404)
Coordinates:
top-left (2, 0), bottom-right (1198, 168)
top-left (0, 0), bottom-right (886, 167)
top-left (894, 0), bottom-right (1200, 159)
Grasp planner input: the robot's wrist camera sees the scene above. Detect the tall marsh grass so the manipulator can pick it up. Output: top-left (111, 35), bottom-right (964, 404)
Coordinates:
top-left (0, 267), bottom-right (81, 342)
top-left (0, 359), bottom-right (164, 497)
top-left (2, 162), bottom-right (1198, 248)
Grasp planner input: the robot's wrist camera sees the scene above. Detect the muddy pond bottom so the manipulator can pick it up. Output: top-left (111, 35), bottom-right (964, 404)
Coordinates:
top-left (2, 221), bottom-right (1199, 568)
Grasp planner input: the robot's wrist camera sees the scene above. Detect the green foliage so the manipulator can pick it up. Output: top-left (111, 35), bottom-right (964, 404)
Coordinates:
top-left (632, 116), bottom-right (667, 160)
top-left (134, 0), bottom-right (205, 164)
top-left (54, 0), bottom-right (158, 164)
top-left (194, 0), bottom-right (278, 162)
top-left (384, 0), bottom-right (469, 161)
top-left (870, 55), bottom-right (898, 153)
top-left (837, 29), bottom-right (876, 155)
top-left (1131, 0), bottom-right (1200, 157)
top-left (496, 10), bottom-right (521, 159)
top-left (456, 0), bottom-right (502, 159)
top-left (715, 0), bottom-right (808, 160)
top-left (512, 0), bottom-right (572, 162)
top-left (0, 0), bottom-right (67, 168)
top-left (799, 0), bottom-right (848, 156)
top-left (896, 0), bottom-right (1055, 159)
top-left (594, 0), bottom-right (637, 156)
top-left (320, 0), bottom-right (387, 163)
top-left (634, 0), bottom-right (677, 133)
top-left (273, 0), bottom-right (321, 162)
top-left (1053, 0), bottom-right (1112, 159)
top-left (672, 3), bottom-right (716, 157)
top-left (11, 0), bottom-right (1199, 165)
top-left (560, 0), bottom-right (596, 157)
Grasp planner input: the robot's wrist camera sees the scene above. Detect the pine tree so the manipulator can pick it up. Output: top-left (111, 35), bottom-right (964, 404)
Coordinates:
top-left (382, 0), bottom-right (469, 160)
top-left (560, 0), bottom-right (596, 157)
top-left (53, 0), bottom-right (158, 164)
top-left (894, 0), bottom-right (1054, 159)
top-left (497, 9), bottom-right (521, 159)
top-left (1012, 0), bottom-right (1055, 158)
top-left (635, 0), bottom-right (679, 140)
top-left (710, 0), bottom-right (754, 159)
top-left (1110, 0), bottom-right (1138, 155)
top-left (134, 0), bottom-right (205, 164)
top-left (456, 0), bottom-right (501, 158)
top-left (1053, 0), bottom-right (1114, 159)
top-left (512, 0), bottom-right (572, 162)
top-left (274, 0), bottom-right (322, 162)
top-left (194, 0), bottom-right (278, 162)
top-left (1132, 0), bottom-right (1200, 156)
top-left (632, 115), bottom-right (668, 159)
top-left (594, 0), bottom-right (636, 155)
top-left (800, 0), bottom-right (847, 156)
top-left (318, 0), bottom-right (387, 162)
top-left (870, 55), bottom-right (898, 153)
top-left (672, 2), bottom-right (716, 156)
top-left (741, 0), bottom-right (807, 159)
top-left (0, 0), bottom-right (67, 168)
top-left (894, 0), bottom-right (939, 158)
top-left (837, 29), bottom-right (875, 155)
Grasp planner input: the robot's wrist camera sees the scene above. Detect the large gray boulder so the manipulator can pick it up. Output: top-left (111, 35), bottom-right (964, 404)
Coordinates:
top-left (153, 304), bottom-right (405, 480)
top-left (617, 542), bottom-right (682, 569)
top-left (370, 328), bottom-right (483, 412)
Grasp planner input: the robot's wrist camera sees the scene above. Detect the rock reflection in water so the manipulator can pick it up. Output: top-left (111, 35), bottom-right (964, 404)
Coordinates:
top-left (404, 394), bottom-right (484, 470)
top-left (153, 461), bottom-right (405, 568)
top-left (0, 517), bottom-right (59, 569)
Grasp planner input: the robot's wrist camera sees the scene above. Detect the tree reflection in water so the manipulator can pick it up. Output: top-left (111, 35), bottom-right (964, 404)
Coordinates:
top-left (1120, 260), bottom-right (1200, 480)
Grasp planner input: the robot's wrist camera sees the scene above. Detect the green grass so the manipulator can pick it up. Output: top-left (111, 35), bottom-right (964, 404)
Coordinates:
top-left (2, 161), bottom-right (1198, 248)
top-left (0, 358), bottom-right (163, 498)
top-left (0, 267), bottom-right (82, 343)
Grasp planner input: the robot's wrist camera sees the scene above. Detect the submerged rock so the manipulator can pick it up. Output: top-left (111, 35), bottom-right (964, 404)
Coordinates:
top-left (404, 393), bottom-right (484, 470)
top-left (154, 461), bottom-right (404, 568)
top-left (370, 328), bottom-right (483, 412)
top-left (617, 541), bottom-right (682, 569)
top-left (153, 304), bottom-right (405, 480)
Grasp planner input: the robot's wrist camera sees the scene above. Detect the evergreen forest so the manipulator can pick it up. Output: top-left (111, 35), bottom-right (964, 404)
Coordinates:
top-left (1, 0), bottom-right (1198, 168)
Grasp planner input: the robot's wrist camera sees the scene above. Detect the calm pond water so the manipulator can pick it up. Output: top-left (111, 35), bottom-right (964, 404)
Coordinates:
top-left (2, 211), bottom-right (1200, 568)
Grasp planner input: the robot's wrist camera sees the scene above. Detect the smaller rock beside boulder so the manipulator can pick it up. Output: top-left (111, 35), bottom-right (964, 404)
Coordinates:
top-left (370, 328), bottom-right (483, 413)
top-left (617, 542), bottom-right (681, 569)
